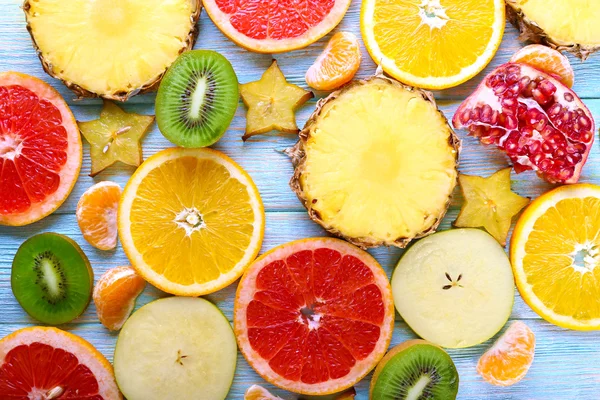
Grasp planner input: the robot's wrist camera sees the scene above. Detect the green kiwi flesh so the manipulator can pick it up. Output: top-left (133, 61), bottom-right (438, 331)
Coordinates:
top-left (156, 50), bottom-right (239, 148)
top-left (371, 343), bottom-right (459, 400)
top-left (11, 233), bottom-right (94, 325)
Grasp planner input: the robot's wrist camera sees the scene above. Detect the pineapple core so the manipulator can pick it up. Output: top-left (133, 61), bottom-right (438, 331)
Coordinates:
top-left (299, 80), bottom-right (458, 245)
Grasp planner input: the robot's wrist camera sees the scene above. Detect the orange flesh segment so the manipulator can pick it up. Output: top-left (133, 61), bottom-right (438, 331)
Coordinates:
top-left (306, 32), bottom-right (361, 91)
top-left (510, 44), bottom-right (574, 88)
top-left (77, 181), bottom-right (121, 251)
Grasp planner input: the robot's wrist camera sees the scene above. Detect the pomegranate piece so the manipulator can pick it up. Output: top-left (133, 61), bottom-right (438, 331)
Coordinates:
top-left (453, 63), bottom-right (594, 184)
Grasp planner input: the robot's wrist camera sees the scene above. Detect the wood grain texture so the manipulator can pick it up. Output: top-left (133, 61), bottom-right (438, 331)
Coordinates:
top-left (1, 0), bottom-right (600, 398)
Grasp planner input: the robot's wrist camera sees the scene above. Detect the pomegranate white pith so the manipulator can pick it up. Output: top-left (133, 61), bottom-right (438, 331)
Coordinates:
top-left (453, 62), bottom-right (594, 184)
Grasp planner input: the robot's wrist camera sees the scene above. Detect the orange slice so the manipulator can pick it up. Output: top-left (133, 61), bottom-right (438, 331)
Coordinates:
top-left (234, 238), bottom-right (394, 395)
top-left (510, 44), bottom-right (574, 87)
top-left (76, 181), bottom-right (121, 250)
top-left (93, 266), bottom-right (146, 331)
top-left (477, 321), bottom-right (535, 386)
top-left (361, 0), bottom-right (505, 89)
top-left (202, 0), bottom-right (352, 53)
top-left (0, 326), bottom-right (121, 398)
top-left (306, 32), bottom-right (362, 91)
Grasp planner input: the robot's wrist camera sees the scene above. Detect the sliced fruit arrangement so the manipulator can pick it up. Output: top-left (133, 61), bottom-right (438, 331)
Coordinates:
top-left (360, 0), bottom-right (505, 89)
top-left (370, 340), bottom-right (459, 399)
top-left (453, 62), bottom-right (595, 184)
top-left (76, 181), bottom-right (121, 251)
top-left (305, 32), bottom-right (362, 91)
top-left (234, 238), bottom-right (394, 395)
top-left (203, 0), bottom-right (352, 53)
top-left (93, 266), bottom-right (146, 331)
top-left (510, 44), bottom-right (574, 88)
top-left (24, 0), bottom-right (201, 100)
top-left (240, 60), bottom-right (313, 141)
top-left (511, 184), bottom-right (600, 330)
top-left (392, 229), bottom-right (514, 348)
top-left (118, 147), bottom-right (264, 296)
top-left (114, 297), bottom-right (237, 400)
top-left (12, 233), bottom-right (93, 325)
top-left (79, 100), bottom-right (154, 177)
top-left (288, 76), bottom-right (459, 248)
top-left (455, 168), bottom-right (530, 246)
top-left (477, 321), bottom-right (535, 387)
top-left (506, 0), bottom-right (600, 60)
top-left (0, 72), bottom-right (81, 226)
top-left (156, 50), bottom-right (239, 148)
top-left (0, 326), bottom-right (121, 398)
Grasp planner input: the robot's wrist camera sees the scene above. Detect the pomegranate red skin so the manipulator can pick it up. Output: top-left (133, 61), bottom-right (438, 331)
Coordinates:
top-left (453, 62), bottom-right (594, 184)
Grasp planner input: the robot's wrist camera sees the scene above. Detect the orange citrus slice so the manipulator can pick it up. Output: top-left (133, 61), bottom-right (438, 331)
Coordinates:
top-left (76, 181), bottom-right (121, 250)
top-left (306, 32), bottom-right (362, 91)
top-left (202, 0), bottom-right (352, 53)
top-left (510, 44), bottom-right (574, 88)
top-left (511, 184), bottom-right (600, 330)
top-left (234, 238), bottom-right (394, 395)
top-left (118, 147), bottom-right (264, 296)
top-left (360, 0), bottom-right (505, 89)
top-left (0, 326), bottom-right (121, 398)
top-left (93, 266), bottom-right (146, 331)
top-left (477, 321), bottom-right (535, 386)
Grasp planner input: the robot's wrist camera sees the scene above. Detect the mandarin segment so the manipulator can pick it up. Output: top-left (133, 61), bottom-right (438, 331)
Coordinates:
top-left (510, 45), bottom-right (574, 87)
top-left (93, 266), bottom-right (146, 331)
top-left (306, 32), bottom-right (361, 91)
top-left (76, 181), bottom-right (121, 250)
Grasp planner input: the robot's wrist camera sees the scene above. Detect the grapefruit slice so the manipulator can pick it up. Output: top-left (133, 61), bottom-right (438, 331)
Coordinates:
top-left (234, 238), bottom-right (394, 395)
top-left (0, 72), bottom-right (82, 226)
top-left (203, 0), bottom-right (352, 53)
top-left (0, 326), bottom-right (121, 399)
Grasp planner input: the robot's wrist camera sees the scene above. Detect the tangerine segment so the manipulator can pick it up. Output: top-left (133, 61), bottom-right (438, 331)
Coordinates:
top-left (235, 238), bottom-right (394, 396)
top-left (77, 181), bottom-right (121, 251)
top-left (0, 326), bottom-right (121, 399)
top-left (361, 0), bottom-right (505, 89)
top-left (511, 184), bottom-right (600, 330)
top-left (0, 72), bottom-right (81, 226)
top-left (119, 147), bottom-right (264, 296)
top-left (93, 266), bottom-right (146, 331)
top-left (305, 32), bottom-right (362, 91)
top-left (510, 44), bottom-right (574, 88)
top-left (477, 321), bottom-right (535, 386)
top-left (203, 0), bottom-right (352, 53)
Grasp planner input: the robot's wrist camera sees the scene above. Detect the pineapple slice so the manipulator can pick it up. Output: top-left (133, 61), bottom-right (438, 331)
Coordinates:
top-left (24, 0), bottom-right (201, 100)
top-left (288, 76), bottom-right (459, 248)
top-left (506, 0), bottom-right (600, 60)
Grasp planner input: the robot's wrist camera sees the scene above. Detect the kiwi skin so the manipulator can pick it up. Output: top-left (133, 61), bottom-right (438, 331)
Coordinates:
top-left (369, 340), bottom-right (459, 399)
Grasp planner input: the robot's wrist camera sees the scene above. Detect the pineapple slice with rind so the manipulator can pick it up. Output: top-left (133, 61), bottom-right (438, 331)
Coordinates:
top-left (506, 0), bottom-right (600, 60)
top-left (24, 0), bottom-right (201, 100)
top-left (288, 76), bottom-right (459, 249)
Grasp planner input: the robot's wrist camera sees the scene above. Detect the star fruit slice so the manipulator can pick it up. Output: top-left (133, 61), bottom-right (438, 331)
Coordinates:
top-left (455, 168), bottom-right (530, 246)
top-left (79, 100), bottom-right (154, 176)
top-left (240, 60), bottom-right (313, 141)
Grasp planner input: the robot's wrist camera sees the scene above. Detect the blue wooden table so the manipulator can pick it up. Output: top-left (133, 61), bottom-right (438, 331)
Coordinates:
top-left (2, 1), bottom-right (600, 398)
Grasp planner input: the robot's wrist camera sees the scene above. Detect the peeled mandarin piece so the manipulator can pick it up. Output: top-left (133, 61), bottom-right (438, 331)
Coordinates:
top-left (78, 100), bottom-right (154, 176)
top-left (305, 32), bottom-right (361, 91)
top-left (455, 168), bottom-right (530, 246)
top-left (240, 60), bottom-right (313, 141)
top-left (93, 266), bottom-right (146, 331)
top-left (244, 385), bottom-right (284, 400)
top-left (510, 44), bottom-right (574, 87)
top-left (477, 321), bottom-right (535, 386)
top-left (76, 181), bottom-right (121, 250)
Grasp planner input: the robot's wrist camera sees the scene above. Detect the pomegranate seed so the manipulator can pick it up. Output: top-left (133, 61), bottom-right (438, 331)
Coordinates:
top-left (494, 84), bottom-right (507, 95)
top-left (564, 92), bottom-right (574, 102)
top-left (529, 141), bottom-right (542, 154)
top-left (460, 109), bottom-right (470, 124)
top-left (491, 110), bottom-right (499, 125)
top-left (554, 148), bottom-right (566, 158)
top-left (579, 116), bottom-right (591, 129)
top-left (556, 168), bottom-right (574, 181)
top-left (533, 88), bottom-right (551, 105)
top-left (470, 107), bottom-right (481, 121)
top-left (538, 80), bottom-right (556, 97)
top-left (519, 76), bottom-right (531, 90)
top-left (505, 115), bottom-right (518, 130)
top-left (582, 131), bottom-right (593, 142)
top-left (481, 105), bottom-right (493, 123)
top-left (541, 142), bottom-right (552, 152)
top-left (502, 98), bottom-right (516, 108)
top-left (539, 159), bottom-right (552, 171)
top-left (507, 64), bottom-right (521, 75)
top-left (548, 103), bottom-right (562, 117)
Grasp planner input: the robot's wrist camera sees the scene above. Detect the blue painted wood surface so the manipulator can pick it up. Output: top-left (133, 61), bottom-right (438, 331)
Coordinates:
top-left (2, 0), bottom-right (600, 398)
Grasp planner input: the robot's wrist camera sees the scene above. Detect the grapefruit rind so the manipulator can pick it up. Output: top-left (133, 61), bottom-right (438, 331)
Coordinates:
top-left (234, 237), bottom-right (395, 396)
top-left (0, 326), bottom-right (121, 399)
top-left (202, 0), bottom-right (353, 53)
top-left (0, 72), bottom-right (82, 226)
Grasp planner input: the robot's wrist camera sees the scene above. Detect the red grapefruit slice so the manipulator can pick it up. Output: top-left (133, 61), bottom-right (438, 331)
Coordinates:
top-left (234, 238), bottom-right (394, 395)
top-left (0, 326), bottom-right (121, 399)
top-left (203, 0), bottom-right (352, 53)
top-left (0, 72), bottom-right (81, 226)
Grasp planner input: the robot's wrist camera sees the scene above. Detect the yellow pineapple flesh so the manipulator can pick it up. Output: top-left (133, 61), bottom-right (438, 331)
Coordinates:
top-left (24, 0), bottom-right (201, 100)
top-left (289, 76), bottom-right (459, 248)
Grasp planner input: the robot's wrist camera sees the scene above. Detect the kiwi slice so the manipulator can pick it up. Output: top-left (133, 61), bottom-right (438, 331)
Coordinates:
top-left (370, 340), bottom-right (459, 400)
top-left (11, 233), bottom-right (94, 325)
top-left (156, 50), bottom-right (239, 147)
